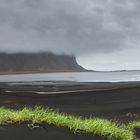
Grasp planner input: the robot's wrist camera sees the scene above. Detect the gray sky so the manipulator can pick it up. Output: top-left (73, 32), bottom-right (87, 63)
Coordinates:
top-left (0, 0), bottom-right (140, 70)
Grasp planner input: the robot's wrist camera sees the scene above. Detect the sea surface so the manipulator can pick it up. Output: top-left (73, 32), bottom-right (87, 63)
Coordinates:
top-left (0, 71), bottom-right (140, 83)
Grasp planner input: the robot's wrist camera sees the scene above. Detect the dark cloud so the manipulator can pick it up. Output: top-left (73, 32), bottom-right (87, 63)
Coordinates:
top-left (0, 0), bottom-right (139, 57)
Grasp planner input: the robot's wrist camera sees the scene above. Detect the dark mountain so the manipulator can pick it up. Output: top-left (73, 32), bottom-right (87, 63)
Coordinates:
top-left (0, 52), bottom-right (85, 74)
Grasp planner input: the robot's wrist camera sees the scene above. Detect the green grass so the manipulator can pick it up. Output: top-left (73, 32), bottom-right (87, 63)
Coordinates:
top-left (0, 107), bottom-right (139, 140)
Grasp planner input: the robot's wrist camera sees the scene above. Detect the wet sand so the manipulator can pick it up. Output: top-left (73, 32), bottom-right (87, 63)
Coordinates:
top-left (0, 81), bottom-right (140, 140)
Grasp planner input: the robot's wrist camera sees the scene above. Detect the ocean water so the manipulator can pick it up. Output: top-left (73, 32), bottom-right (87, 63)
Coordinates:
top-left (0, 71), bottom-right (140, 83)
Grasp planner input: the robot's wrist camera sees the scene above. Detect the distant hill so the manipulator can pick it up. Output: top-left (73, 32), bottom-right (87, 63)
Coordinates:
top-left (0, 52), bottom-right (86, 74)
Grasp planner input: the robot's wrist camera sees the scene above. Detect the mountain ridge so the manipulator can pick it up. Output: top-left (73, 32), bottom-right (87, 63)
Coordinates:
top-left (0, 52), bottom-right (86, 74)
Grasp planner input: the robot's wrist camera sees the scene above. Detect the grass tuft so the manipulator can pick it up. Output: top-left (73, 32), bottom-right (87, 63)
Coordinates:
top-left (0, 107), bottom-right (137, 140)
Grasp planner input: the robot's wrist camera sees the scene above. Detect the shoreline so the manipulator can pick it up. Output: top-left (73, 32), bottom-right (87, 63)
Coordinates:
top-left (1, 81), bottom-right (140, 94)
top-left (1, 81), bottom-right (140, 140)
top-left (1, 81), bottom-right (140, 114)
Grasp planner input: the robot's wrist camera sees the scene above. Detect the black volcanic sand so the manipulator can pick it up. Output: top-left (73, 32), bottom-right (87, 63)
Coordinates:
top-left (0, 123), bottom-right (106, 140)
top-left (1, 81), bottom-right (140, 140)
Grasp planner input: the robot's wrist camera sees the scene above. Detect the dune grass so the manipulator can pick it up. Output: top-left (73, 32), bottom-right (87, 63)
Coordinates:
top-left (0, 107), bottom-right (138, 140)
top-left (128, 121), bottom-right (140, 130)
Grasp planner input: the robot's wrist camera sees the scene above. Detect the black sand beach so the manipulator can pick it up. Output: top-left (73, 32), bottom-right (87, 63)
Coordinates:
top-left (0, 81), bottom-right (140, 140)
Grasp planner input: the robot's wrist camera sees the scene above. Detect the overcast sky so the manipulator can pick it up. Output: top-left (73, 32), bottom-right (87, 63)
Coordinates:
top-left (0, 0), bottom-right (140, 70)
